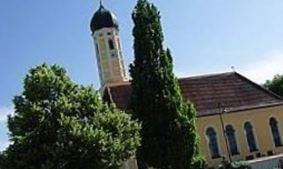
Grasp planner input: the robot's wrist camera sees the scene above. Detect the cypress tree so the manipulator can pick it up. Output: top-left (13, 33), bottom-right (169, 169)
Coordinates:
top-left (130, 0), bottom-right (202, 169)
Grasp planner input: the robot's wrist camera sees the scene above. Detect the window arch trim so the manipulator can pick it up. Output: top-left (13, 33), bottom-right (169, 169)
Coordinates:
top-left (225, 124), bottom-right (240, 156)
top-left (205, 126), bottom-right (221, 159)
top-left (244, 121), bottom-right (259, 152)
top-left (269, 117), bottom-right (283, 147)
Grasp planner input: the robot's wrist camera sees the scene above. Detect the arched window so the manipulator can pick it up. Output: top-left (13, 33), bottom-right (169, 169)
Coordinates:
top-left (206, 127), bottom-right (221, 159)
top-left (270, 117), bottom-right (282, 147)
top-left (108, 39), bottom-right (114, 50)
top-left (225, 125), bottom-right (239, 155)
top-left (244, 122), bottom-right (258, 152)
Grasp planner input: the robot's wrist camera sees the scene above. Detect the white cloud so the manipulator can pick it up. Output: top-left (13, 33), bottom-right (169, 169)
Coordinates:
top-left (0, 106), bottom-right (14, 123)
top-left (0, 141), bottom-right (9, 151)
top-left (175, 50), bottom-right (283, 84)
top-left (240, 51), bottom-right (283, 84)
top-left (0, 107), bottom-right (13, 152)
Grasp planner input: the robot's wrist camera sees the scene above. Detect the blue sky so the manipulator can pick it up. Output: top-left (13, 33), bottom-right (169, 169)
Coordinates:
top-left (1, 0), bottom-right (283, 150)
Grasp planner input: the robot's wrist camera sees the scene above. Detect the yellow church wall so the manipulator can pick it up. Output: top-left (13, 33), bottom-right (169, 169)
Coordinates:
top-left (196, 105), bottom-right (283, 168)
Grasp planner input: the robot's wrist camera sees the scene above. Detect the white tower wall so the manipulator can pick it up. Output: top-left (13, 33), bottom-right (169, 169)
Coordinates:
top-left (92, 27), bottom-right (127, 87)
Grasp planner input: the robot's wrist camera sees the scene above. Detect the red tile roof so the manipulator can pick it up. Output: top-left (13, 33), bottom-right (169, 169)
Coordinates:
top-left (103, 72), bottom-right (283, 117)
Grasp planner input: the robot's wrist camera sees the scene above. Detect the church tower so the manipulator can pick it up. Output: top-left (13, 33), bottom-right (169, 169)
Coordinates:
top-left (90, 3), bottom-right (127, 87)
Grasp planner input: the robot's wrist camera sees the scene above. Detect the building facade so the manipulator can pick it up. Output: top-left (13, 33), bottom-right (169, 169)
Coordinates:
top-left (197, 103), bottom-right (283, 167)
top-left (103, 73), bottom-right (283, 168)
top-left (90, 3), bottom-right (127, 87)
top-left (90, 4), bottom-right (283, 169)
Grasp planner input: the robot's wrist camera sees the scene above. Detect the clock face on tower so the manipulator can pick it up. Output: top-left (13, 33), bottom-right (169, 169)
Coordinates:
top-left (90, 3), bottom-right (127, 87)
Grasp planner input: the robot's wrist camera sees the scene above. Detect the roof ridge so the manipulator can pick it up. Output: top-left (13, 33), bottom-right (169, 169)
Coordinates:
top-left (234, 72), bottom-right (283, 101)
top-left (104, 72), bottom-right (283, 102)
top-left (105, 71), bottom-right (283, 116)
top-left (178, 71), bottom-right (236, 81)
top-left (104, 72), bottom-right (239, 87)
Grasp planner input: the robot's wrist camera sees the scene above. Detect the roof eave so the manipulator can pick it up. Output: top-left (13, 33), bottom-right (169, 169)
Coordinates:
top-left (198, 102), bottom-right (283, 118)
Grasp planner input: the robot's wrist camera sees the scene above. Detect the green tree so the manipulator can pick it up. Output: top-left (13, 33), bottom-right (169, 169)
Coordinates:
top-left (264, 74), bottom-right (283, 97)
top-left (0, 64), bottom-right (141, 169)
top-left (129, 0), bottom-right (202, 169)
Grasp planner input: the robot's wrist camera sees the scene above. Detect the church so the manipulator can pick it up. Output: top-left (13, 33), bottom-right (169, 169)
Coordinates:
top-left (90, 3), bottom-right (283, 168)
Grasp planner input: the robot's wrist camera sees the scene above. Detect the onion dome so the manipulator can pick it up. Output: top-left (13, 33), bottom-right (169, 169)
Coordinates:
top-left (90, 4), bottom-right (119, 33)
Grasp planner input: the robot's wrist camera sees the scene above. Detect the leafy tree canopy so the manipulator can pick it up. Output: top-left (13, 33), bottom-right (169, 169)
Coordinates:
top-left (265, 74), bottom-right (283, 97)
top-left (0, 64), bottom-right (141, 169)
